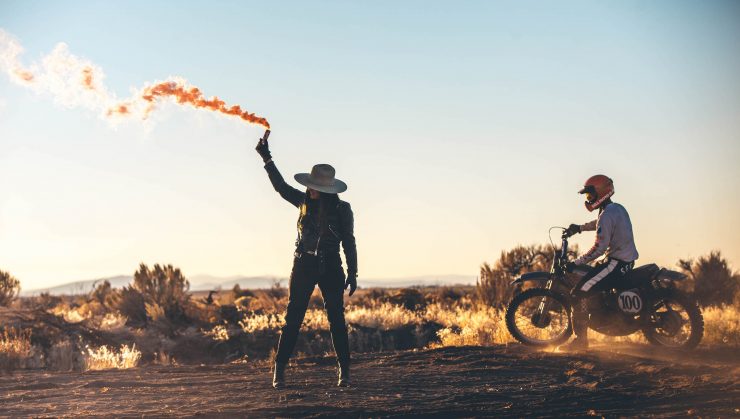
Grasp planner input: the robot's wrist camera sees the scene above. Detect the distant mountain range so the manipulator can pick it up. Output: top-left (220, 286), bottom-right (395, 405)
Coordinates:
top-left (21, 274), bottom-right (475, 296)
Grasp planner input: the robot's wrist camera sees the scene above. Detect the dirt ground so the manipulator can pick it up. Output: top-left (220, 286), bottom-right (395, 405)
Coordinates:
top-left (1, 344), bottom-right (737, 418)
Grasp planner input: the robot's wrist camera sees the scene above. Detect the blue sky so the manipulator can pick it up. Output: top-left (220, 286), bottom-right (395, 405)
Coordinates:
top-left (1, 1), bottom-right (739, 289)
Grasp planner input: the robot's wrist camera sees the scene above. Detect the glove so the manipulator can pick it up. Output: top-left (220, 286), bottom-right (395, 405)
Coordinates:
top-left (255, 135), bottom-right (272, 163)
top-left (565, 261), bottom-right (577, 273)
top-left (345, 273), bottom-right (357, 296)
top-left (565, 223), bottom-right (581, 237)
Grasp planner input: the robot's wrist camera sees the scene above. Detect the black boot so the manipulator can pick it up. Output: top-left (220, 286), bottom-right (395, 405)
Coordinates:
top-left (563, 299), bottom-right (589, 351)
top-left (563, 332), bottom-right (589, 350)
top-left (337, 359), bottom-right (350, 387)
top-left (272, 362), bottom-right (286, 389)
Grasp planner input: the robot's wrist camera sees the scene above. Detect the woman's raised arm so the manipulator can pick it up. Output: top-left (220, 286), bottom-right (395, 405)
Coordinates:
top-left (256, 134), bottom-right (304, 208)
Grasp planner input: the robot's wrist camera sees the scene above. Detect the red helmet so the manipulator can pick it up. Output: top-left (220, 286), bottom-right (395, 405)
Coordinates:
top-left (579, 175), bottom-right (614, 212)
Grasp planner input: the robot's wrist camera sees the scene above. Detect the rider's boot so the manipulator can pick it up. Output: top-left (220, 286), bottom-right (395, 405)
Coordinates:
top-left (337, 359), bottom-right (351, 387)
top-left (564, 332), bottom-right (589, 351)
top-left (272, 362), bottom-right (286, 389)
top-left (563, 300), bottom-right (589, 350)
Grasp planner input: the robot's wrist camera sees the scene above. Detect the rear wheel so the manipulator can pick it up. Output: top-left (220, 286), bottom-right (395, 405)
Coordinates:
top-left (643, 290), bottom-right (703, 350)
top-left (505, 288), bottom-right (572, 347)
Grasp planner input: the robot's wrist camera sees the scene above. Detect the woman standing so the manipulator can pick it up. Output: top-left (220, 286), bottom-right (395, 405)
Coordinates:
top-left (255, 133), bottom-right (358, 389)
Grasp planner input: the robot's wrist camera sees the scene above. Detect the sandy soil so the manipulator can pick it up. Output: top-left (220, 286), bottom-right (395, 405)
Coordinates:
top-left (1, 344), bottom-right (737, 418)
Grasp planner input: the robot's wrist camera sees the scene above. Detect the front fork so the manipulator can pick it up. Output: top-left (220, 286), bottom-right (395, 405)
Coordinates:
top-left (533, 279), bottom-right (555, 327)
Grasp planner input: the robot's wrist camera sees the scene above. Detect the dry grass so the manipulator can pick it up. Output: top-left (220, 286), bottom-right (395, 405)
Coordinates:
top-left (702, 305), bottom-right (740, 346)
top-left (236, 300), bottom-right (511, 347)
top-left (84, 344), bottom-right (141, 371)
top-left (205, 324), bottom-right (230, 341)
top-left (0, 328), bottom-right (33, 373)
top-left (430, 305), bottom-right (512, 346)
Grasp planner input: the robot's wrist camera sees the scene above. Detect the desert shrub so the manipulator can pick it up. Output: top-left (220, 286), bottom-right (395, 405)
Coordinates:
top-left (232, 284), bottom-right (255, 300)
top-left (97, 312), bottom-right (128, 331)
top-left (477, 262), bottom-right (514, 309)
top-left (0, 270), bottom-right (21, 307)
top-left (0, 328), bottom-right (32, 373)
top-left (132, 263), bottom-right (191, 324)
top-left (185, 300), bottom-right (221, 325)
top-left (50, 296), bottom-right (111, 324)
top-left (90, 280), bottom-right (118, 309)
top-left (350, 288), bottom-right (390, 308)
top-left (425, 286), bottom-right (467, 308)
top-left (265, 279), bottom-right (287, 299)
top-left (246, 288), bottom-right (288, 313)
top-left (51, 303), bottom-right (89, 323)
top-left (387, 288), bottom-right (426, 311)
top-left (476, 244), bottom-right (577, 308)
top-left (145, 302), bottom-right (177, 336)
top-left (114, 286), bottom-right (147, 327)
top-left (21, 292), bottom-right (62, 311)
top-left (678, 251), bottom-right (740, 307)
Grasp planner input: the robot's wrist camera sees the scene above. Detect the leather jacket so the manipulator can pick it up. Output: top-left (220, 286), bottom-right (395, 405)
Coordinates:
top-left (264, 161), bottom-right (357, 275)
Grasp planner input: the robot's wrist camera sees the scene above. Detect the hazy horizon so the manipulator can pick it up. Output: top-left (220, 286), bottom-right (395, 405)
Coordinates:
top-left (2, 1), bottom-right (739, 289)
top-left (21, 272), bottom-right (477, 295)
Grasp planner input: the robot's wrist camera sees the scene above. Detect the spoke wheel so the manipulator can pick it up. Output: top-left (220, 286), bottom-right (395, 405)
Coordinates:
top-left (643, 290), bottom-right (703, 350)
top-left (506, 288), bottom-right (572, 347)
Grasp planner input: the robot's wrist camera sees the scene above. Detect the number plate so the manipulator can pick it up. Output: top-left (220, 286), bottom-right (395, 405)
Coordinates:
top-left (618, 290), bottom-right (642, 313)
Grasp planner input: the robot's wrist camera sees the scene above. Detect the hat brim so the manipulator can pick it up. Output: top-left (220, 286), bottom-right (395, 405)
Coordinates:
top-left (294, 173), bottom-right (347, 194)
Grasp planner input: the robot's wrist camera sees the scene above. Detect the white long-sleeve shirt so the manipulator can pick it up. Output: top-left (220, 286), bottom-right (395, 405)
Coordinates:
top-left (575, 202), bottom-right (639, 265)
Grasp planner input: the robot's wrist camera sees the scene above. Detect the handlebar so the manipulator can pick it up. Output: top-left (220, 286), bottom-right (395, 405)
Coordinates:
top-left (549, 226), bottom-right (572, 265)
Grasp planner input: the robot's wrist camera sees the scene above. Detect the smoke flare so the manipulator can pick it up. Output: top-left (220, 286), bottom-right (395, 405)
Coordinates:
top-left (0, 29), bottom-right (269, 129)
top-left (137, 81), bottom-right (269, 128)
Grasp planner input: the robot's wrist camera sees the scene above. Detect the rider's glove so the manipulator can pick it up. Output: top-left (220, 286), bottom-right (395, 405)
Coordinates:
top-left (565, 262), bottom-right (577, 273)
top-left (345, 273), bottom-right (357, 296)
top-left (255, 136), bottom-right (272, 163)
top-left (565, 224), bottom-right (581, 237)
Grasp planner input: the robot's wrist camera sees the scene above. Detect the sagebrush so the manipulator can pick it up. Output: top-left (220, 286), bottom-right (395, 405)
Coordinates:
top-left (0, 270), bottom-right (20, 307)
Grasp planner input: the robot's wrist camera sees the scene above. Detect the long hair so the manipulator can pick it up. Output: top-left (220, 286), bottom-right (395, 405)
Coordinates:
top-left (304, 189), bottom-right (339, 234)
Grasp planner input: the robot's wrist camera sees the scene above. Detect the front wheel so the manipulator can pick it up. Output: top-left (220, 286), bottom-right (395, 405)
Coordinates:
top-left (505, 288), bottom-right (572, 347)
top-left (643, 290), bottom-right (703, 350)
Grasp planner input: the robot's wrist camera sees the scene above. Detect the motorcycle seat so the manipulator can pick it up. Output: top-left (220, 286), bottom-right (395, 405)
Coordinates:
top-left (619, 263), bottom-right (660, 289)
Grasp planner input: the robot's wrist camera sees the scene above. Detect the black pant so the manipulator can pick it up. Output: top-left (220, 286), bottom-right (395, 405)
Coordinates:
top-left (275, 252), bottom-right (350, 364)
top-left (570, 258), bottom-right (634, 338)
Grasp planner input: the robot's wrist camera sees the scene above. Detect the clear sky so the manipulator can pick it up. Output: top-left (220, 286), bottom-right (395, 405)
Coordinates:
top-left (1, 1), bottom-right (739, 290)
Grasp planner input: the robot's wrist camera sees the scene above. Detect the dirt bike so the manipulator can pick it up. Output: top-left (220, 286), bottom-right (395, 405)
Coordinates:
top-left (505, 227), bottom-right (704, 349)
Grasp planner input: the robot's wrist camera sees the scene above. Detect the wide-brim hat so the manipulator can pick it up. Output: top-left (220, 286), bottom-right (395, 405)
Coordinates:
top-left (294, 164), bottom-right (347, 194)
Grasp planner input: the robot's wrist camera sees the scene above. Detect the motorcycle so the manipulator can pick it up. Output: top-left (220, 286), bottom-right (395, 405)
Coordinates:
top-left (504, 227), bottom-right (704, 349)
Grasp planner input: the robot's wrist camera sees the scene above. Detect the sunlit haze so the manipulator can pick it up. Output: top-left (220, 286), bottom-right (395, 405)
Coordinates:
top-left (1, 1), bottom-right (739, 290)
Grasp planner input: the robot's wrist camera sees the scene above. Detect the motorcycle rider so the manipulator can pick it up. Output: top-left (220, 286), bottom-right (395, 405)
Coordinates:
top-left (563, 174), bottom-right (639, 350)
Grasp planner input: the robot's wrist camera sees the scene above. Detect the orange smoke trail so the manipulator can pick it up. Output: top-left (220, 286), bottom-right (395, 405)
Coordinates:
top-left (106, 103), bottom-right (130, 116)
top-left (138, 81), bottom-right (270, 129)
top-left (14, 69), bottom-right (33, 82)
top-left (81, 66), bottom-right (94, 90)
